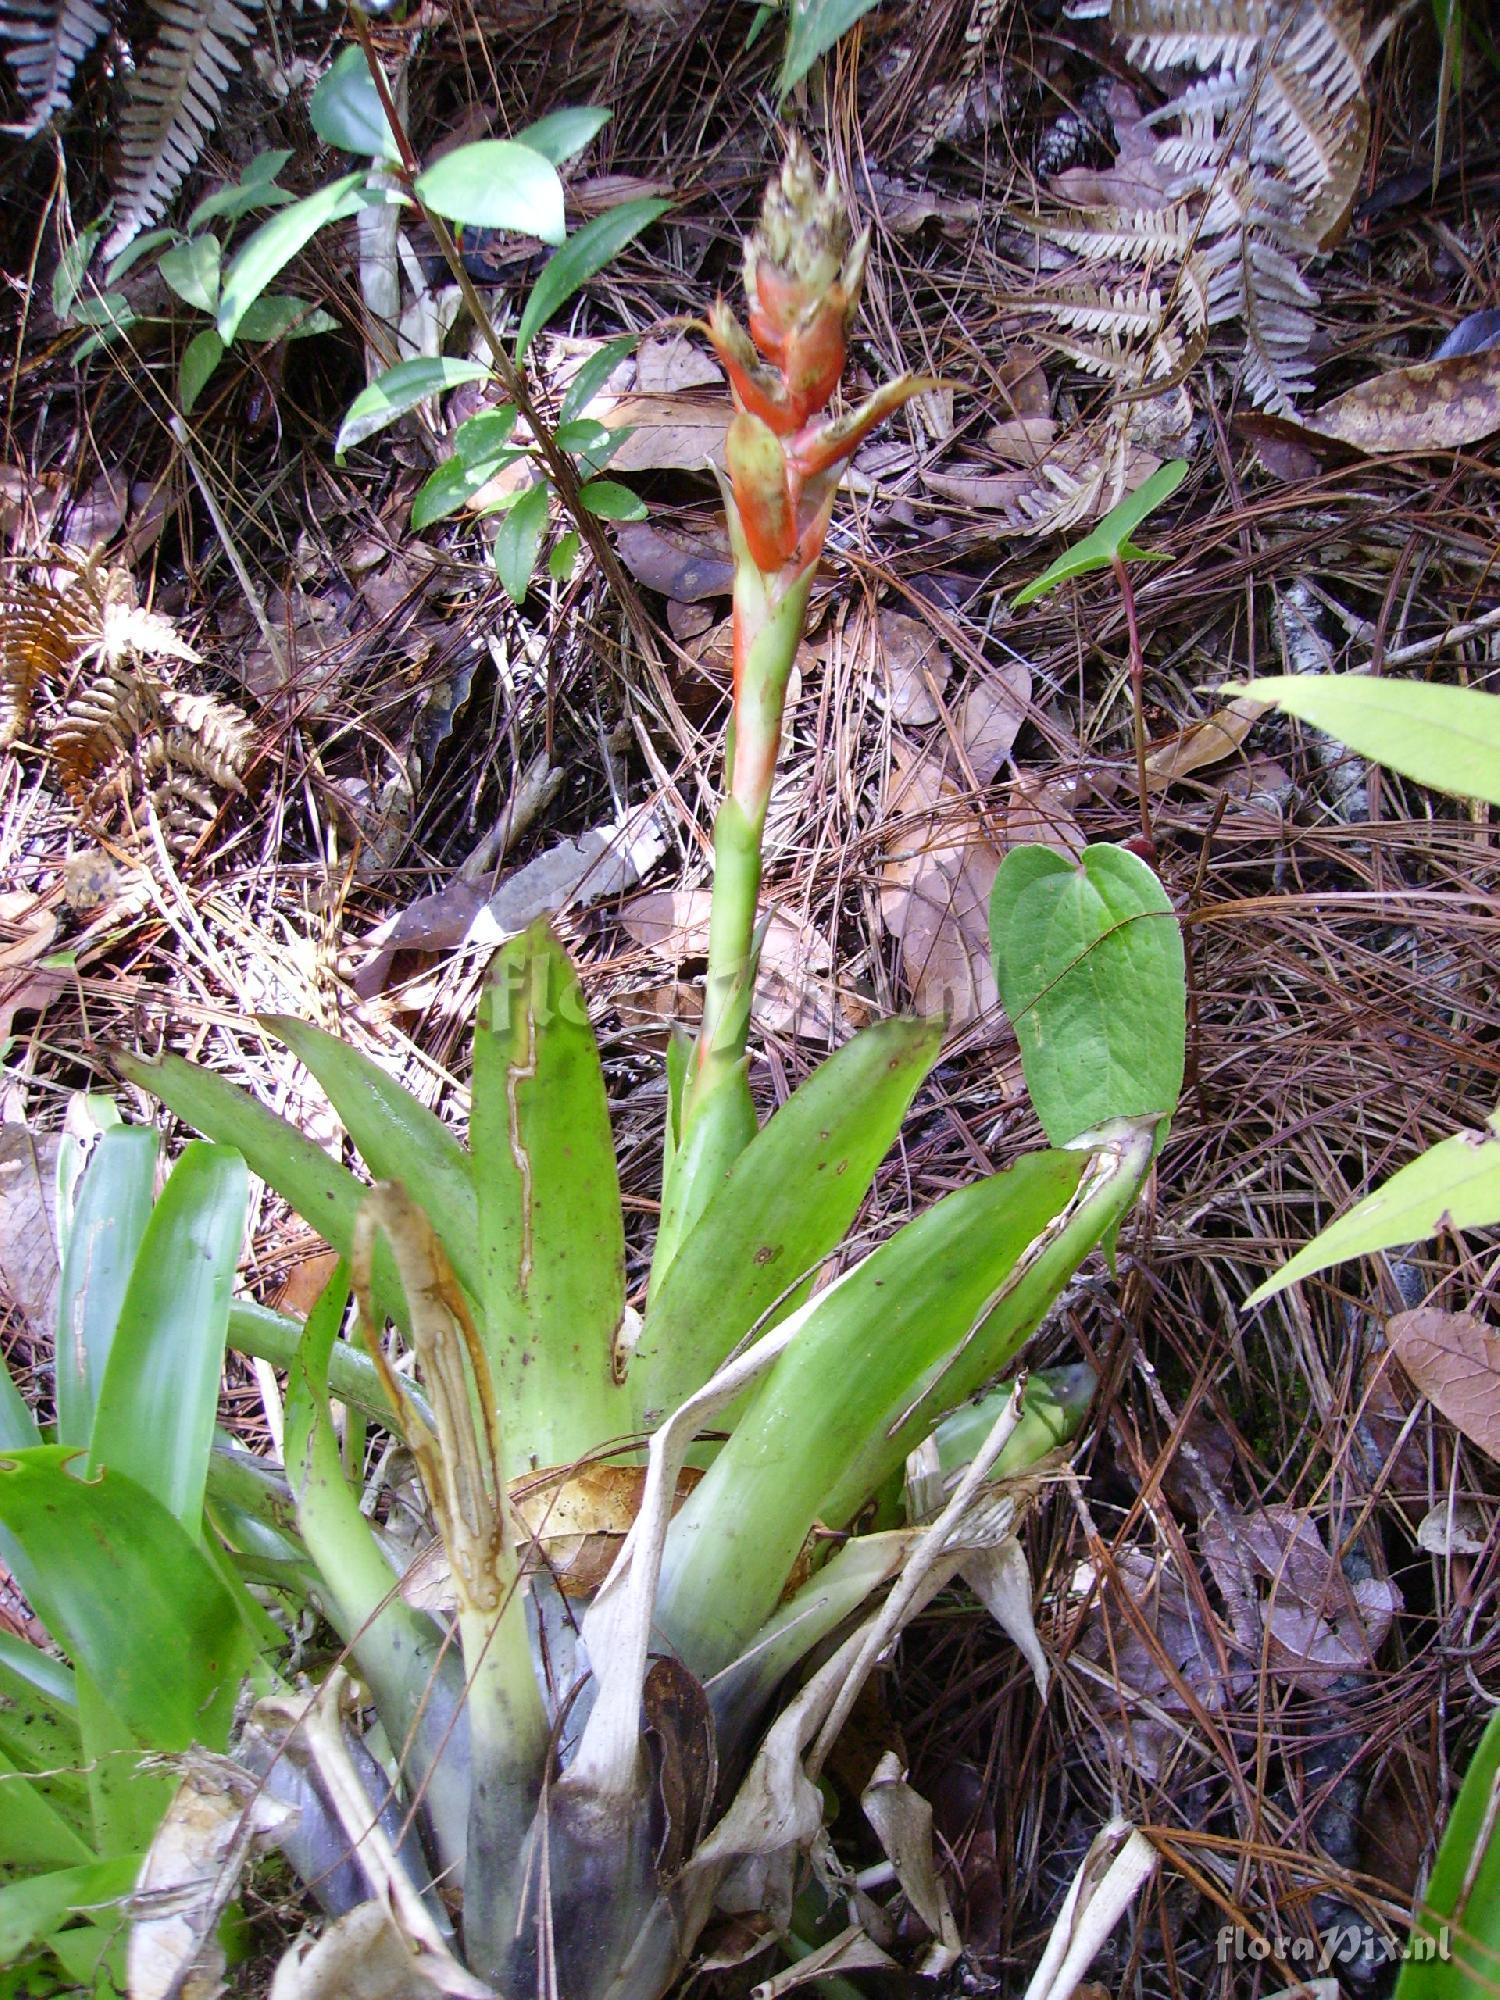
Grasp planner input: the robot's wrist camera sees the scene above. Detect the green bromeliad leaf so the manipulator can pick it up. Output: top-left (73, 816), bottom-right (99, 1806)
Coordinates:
top-left (88, 1143), bottom-right (247, 1538)
top-left (470, 923), bottom-right (628, 1470)
top-left (633, 1015), bottom-right (942, 1425)
top-left (0, 1450), bottom-right (256, 1754)
top-left (53, 1125), bottom-right (159, 1449)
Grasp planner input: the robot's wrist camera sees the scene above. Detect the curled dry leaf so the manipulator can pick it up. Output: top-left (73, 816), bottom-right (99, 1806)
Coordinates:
top-left (1304, 344), bottom-right (1500, 453)
top-left (1142, 697), bottom-right (1265, 789)
top-left (1199, 1505), bottom-right (1400, 1693)
top-left (863, 607), bottom-right (952, 725)
top-left (0, 1122), bottom-right (64, 1342)
top-left (878, 748), bottom-right (1001, 1027)
top-left (1415, 1498), bottom-right (1487, 1558)
top-left (1387, 1307), bottom-right (1500, 1461)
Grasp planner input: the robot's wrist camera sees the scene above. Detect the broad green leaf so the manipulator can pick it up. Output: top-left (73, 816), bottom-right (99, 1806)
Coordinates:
top-left (493, 478), bottom-right (551, 603)
top-left (336, 355), bottom-right (494, 459)
top-left (157, 235), bottom-right (221, 313)
top-left (235, 296), bottom-right (338, 342)
top-left (0, 1858), bottom-right (140, 1965)
top-left (516, 106), bottom-right (611, 165)
top-left (454, 404), bottom-right (519, 465)
top-left (990, 843), bottom-right (1185, 1147)
top-left (115, 1048), bottom-right (407, 1329)
top-left (88, 1144), bottom-right (247, 1536)
top-left (103, 226), bottom-right (175, 285)
top-left (514, 197), bottom-right (669, 361)
top-left (261, 1016), bottom-right (480, 1299)
top-left (0, 1630), bottom-right (75, 1711)
top-left (1395, 1705), bottom-right (1500, 1998)
top-left (310, 45), bottom-right (401, 161)
top-left (0, 1749), bottom-right (93, 1868)
top-left (1222, 674), bottom-right (1500, 809)
top-left (548, 529), bottom-right (580, 582)
top-left (218, 172), bottom-right (367, 343)
top-left (559, 333), bottom-right (638, 422)
top-left (186, 149), bottom-right (294, 233)
top-left (554, 417), bottom-right (611, 455)
top-left (579, 476), bottom-right (646, 521)
top-left (658, 1148), bottom-right (1093, 1670)
top-left (471, 923), bottom-right (627, 1469)
top-left (634, 1016), bottom-right (942, 1425)
top-left (0, 1449), bottom-right (255, 1752)
top-left (1012, 459), bottom-right (1188, 607)
top-left (177, 327), bottom-right (224, 416)
top-left (54, 1125), bottom-right (159, 1449)
top-left (1246, 1112), bottom-right (1500, 1306)
top-left (779, 0), bottom-right (882, 97)
top-left (411, 447), bottom-right (525, 530)
top-left (413, 141), bottom-right (564, 243)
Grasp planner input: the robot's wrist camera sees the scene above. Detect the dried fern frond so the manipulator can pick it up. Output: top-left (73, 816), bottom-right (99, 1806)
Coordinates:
top-left (0, 571), bottom-right (94, 746)
top-left (52, 656), bottom-right (148, 800)
top-left (0, 0), bottom-right (107, 134)
top-left (157, 686), bottom-right (253, 792)
top-left (102, 0), bottom-right (255, 259)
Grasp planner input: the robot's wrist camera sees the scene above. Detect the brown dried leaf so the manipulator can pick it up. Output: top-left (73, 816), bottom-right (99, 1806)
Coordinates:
top-left (599, 391), bottom-right (731, 474)
top-left (1201, 1506), bottom-right (1400, 1692)
top-left (635, 333), bottom-right (722, 393)
top-left (1142, 698), bottom-right (1265, 789)
top-left (957, 667), bottom-right (1030, 785)
top-left (618, 887), bottom-right (846, 1041)
top-left (921, 466), bottom-right (1036, 512)
top-left (1305, 346), bottom-right (1500, 453)
top-left (0, 1123), bottom-right (63, 1341)
top-left (1002, 777), bottom-right (1085, 857)
top-left (614, 518), bottom-right (734, 600)
top-left (863, 608), bottom-right (952, 726)
top-left (1388, 1307), bottom-right (1500, 1461)
top-left (878, 752), bottom-right (1000, 1026)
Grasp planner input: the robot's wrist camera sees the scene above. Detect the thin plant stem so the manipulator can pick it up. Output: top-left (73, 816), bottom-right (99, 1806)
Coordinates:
top-left (1113, 548), bottom-right (1155, 857)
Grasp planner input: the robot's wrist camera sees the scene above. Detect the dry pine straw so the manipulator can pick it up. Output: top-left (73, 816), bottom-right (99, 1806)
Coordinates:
top-left (2, 1), bottom-right (1500, 1993)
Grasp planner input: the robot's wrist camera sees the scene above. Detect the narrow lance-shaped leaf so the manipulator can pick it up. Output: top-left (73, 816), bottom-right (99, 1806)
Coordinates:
top-left (53, 1124), bottom-right (160, 1450)
top-left (1246, 1112), bottom-right (1500, 1305)
top-left (514, 198), bottom-right (670, 361)
top-left (261, 1016), bottom-right (481, 1300)
top-left (88, 1143), bottom-right (247, 1538)
top-left (1222, 673), bottom-right (1500, 809)
top-left (115, 1048), bottom-right (408, 1329)
top-left (0, 1857), bottom-right (143, 1967)
top-left (634, 1015), bottom-right (942, 1424)
top-left (470, 923), bottom-right (628, 1471)
top-left (336, 356), bottom-right (494, 460)
top-left (1012, 460), bottom-right (1187, 607)
top-left (218, 172), bottom-right (369, 343)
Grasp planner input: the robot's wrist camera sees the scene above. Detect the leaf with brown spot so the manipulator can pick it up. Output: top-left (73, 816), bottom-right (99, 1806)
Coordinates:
top-left (1387, 1307), bottom-right (1500, 1461)
top-left (1305, 346), bottom-right (1500, 453)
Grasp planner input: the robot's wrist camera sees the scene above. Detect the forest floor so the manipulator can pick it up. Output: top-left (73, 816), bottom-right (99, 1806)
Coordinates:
top-left (2, 1), bottom-right (1500, 1994)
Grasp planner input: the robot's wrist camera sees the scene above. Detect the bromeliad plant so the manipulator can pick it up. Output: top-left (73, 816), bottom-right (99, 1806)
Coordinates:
top-left (27, 141), bottom-right (1182, 1999)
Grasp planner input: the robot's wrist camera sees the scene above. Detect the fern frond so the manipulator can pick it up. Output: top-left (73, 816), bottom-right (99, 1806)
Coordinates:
top-left (159, 686), bottom-right (252, 790)
top-left (1029, 204), bottom-right (1199, 260)
top-left (0, 572), bottom-right (93, 745)
top-left (102, 0), bottom-right (254, 258)
top-left (0, 0), bottom-right (106, 135)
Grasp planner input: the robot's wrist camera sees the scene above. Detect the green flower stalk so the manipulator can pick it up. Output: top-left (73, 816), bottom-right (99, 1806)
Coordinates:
top-left (657, 139), bottom-right (930, 1275)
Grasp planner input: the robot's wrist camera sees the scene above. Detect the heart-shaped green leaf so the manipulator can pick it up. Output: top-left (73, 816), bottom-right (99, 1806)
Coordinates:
top-left (990, 842), bottom-right (1185, 1146)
